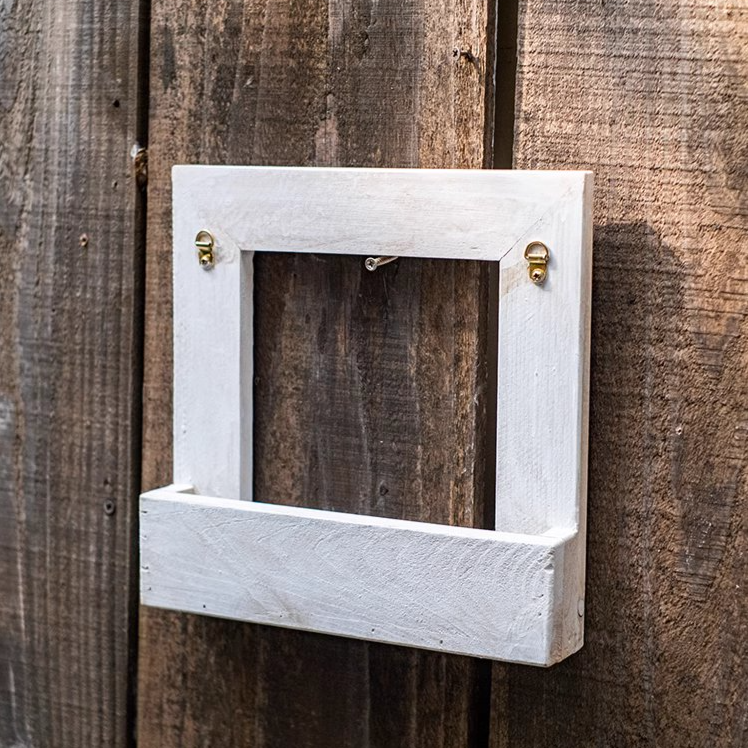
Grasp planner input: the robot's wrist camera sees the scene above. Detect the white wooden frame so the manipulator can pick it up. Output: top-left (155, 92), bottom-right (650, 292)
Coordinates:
top-left (141, 166), bottom-right (593, 666)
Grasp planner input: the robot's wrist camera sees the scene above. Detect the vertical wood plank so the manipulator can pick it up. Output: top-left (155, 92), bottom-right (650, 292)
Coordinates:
top-left (0, 0), bottom-right (145, 745)
top-left (138, 0), bottom-right (497, 744)
top-left (496, 0), bottom-right (748, 745)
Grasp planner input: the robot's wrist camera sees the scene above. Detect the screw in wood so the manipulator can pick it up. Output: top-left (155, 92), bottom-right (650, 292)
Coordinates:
top-left (524, 241), bottom-right (550, 285)
top-left (195, 230), bottom-right (215, 270)
top-left (530, 267), bottom-right (546, 284)
top-left (365, 256), bottom-right (398, 272)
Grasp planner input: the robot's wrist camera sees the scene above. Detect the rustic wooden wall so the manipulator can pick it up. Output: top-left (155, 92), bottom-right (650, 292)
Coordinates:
top-left (493, 0), bottom-right (748, 746)
top-left (3, 0), bottom-right (746, 744)
top-left (0, 0), bottom-right (146, 746)
top-left (137, 0), bottom-right (500, 745)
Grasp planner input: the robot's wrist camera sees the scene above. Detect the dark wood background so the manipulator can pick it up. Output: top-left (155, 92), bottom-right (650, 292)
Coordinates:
top-left (1, 0), bottom-right (746, 744)
top-left (0, 0), bottom-right (146, 745)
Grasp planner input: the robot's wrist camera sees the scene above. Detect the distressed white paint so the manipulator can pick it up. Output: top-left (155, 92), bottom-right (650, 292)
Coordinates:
top-left (141, 485), bottom-right (583, 665)
top-left (148, 166), bottom-right (593, 665)
top-left (495, 180), bottom-right (593, 534)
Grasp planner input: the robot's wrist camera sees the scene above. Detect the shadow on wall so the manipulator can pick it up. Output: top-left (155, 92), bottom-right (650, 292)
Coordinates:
top-left (588, 221), bottom-right (738, 607)
top-left (503, 219), bottom-right (746, 744)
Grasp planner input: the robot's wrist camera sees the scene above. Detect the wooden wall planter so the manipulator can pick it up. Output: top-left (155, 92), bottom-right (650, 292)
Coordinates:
top-left (140, 166), bottom-right (593, 666)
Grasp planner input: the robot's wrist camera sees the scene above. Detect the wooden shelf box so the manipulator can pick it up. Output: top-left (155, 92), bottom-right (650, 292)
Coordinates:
top-left (140, 166), bottom-right (593, 666)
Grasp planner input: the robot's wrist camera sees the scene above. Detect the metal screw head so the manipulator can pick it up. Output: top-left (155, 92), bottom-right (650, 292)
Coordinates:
top-left (365, 256), bottom-right (398, 272)
top-left (198, 252), bottom-right (214, 270)
top-left (530, 267), bottom-right (546, 284)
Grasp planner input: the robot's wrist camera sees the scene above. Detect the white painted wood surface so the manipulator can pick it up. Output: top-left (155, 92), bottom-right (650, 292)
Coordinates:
top-left (495, 177), bottom-right (593, 534)
top-left (141, 485), bottom-right (583, 665)
top-left (147, 166), bottom-right (593, 665)
top-left (172, 165), bottom-right (587, 262)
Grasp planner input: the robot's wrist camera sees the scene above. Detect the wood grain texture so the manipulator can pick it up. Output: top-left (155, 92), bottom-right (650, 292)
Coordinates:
top-left (0, 0), bottom-right (145, 745)
top-left (169, 165), bottom-right (591, 527)
top-left (172, 166), bottom-right (587, 262)
top-left (495, 0), bottom-right (748, 745)
top-left (141, 487), bottom-right (576, 664)
top-left (138, 0), bottom-right (497, 745)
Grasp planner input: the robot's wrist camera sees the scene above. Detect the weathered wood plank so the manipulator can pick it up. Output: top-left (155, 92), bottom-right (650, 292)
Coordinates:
top-left (496, 0), bottom-right (748, 745)
top-left (0, 0), bottom-right (145, 745)
top-left (138, 0), bottom-right (497, 743)
top-left (142, 487), bottom-right (575, 664)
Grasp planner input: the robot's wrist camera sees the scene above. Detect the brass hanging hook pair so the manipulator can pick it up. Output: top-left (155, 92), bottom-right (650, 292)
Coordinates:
top-left (194, 231), bottom-right (550, 285)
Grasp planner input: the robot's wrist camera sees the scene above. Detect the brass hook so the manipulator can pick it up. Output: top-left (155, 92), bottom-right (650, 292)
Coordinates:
top-left (524, 242), bottom-right (549, 285)
top-left (195, 230), bottom-right (215, 270)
